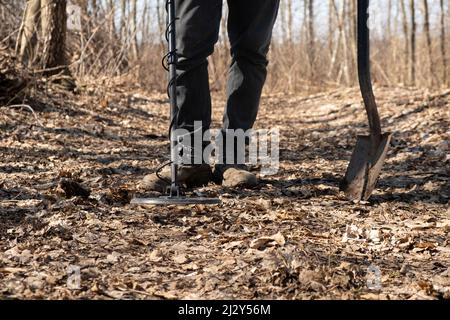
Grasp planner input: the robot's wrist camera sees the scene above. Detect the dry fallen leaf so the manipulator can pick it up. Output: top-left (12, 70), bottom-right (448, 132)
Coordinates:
top-left (172, 254), bottom-right (189, 264)
top-left (0, 267), bottom-right (27, 274)
top-left (415, 242), bottom-right (437, 250)
top-left (404, 219), bottom-right (436, 230)
top-left (250, 232), bottom-right (286, 250)
top-left (148, 249), bottom-right (163, 262)
top-left (436, 220), bottom-right (450, 232)
top-left (106, 252), bottom-right (120, 263)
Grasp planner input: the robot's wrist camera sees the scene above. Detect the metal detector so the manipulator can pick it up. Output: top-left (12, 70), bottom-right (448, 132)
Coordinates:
top-left (131, 0), bottom-right (220, 206)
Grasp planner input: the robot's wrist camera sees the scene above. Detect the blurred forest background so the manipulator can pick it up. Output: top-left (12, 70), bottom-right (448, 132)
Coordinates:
top-left (1, 0), bottom-right (449, 96)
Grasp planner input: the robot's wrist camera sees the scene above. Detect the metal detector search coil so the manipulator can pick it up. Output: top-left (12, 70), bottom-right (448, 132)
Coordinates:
top-left (131, 197), bottom-right (221, 206)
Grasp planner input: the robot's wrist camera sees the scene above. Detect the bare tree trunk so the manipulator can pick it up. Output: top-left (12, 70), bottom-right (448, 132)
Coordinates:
top-left (17, 0), bottom-right (41, 65)
top-left (280, 0), bottom-right (287, 43)
top-left (440, 0), bottom-right (448, 85)
top-left (409, 0), bottom-right (416, 86)
top-left (340, 1), bottom-right (350, 85)
top-left (107, 0), bottom-right (116, 41)
top-left (91, 0), bottom-right (98, 19)
top-left (306, 0), bottom-right (315, 81)
top-left (40, 0), bottom-right (68, 72)
top-left (156, 0), bottom-right (166, 62)
top-left (17, 0), bottom-right (70, 82)
top-left (422, 0), bottom-right (435, 87)
top-left (40, 0), bottom-right (75, 89)
top-left (287, 0), bottom-right (293, 44)
top-left (156, 0), bottom-right (164, 45)
top-left (328, 0), bottom-right (342, 79)
top-left (107, 0), bottom-right (117, 58)
top-left (385, 0), bottom-right (393, 84)
top-left (387, 0), bottom-right (392, 40)
top-left (142, 1), bottom-right (149, 44)
top-left (328, 0), bottom-right (334, 58)
top-left (349, 0), bottom-right (357, 47)
top-left (391, 1), bottom-right (401, 84)
top-left (348, 0), bottom-right (357, 82)
top-left (400, 0), bottom-right (410, 84)
top-left (130, 0), bottom-right (139, 60)
top-left (120, 0), bottom-right (127, 42)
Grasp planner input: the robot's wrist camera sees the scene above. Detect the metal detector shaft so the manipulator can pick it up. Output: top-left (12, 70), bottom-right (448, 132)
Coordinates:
top-left (167, 0), bottom-right (179, 196)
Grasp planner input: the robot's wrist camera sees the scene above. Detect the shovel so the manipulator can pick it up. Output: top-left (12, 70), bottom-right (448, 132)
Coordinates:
top-left (340, 0), bottom-right (392, 201)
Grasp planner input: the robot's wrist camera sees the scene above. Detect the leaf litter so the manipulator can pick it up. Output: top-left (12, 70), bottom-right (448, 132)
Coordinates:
top-left (0, 82), bottom-right (449, 299)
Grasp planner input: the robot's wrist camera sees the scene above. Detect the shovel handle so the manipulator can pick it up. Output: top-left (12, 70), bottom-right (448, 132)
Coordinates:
top-left (358, 0), bottom-right (382, 142)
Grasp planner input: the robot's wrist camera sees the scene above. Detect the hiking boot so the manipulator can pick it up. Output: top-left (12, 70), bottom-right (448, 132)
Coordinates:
top-left (213, 164), bottom-right (258, 188)
top-left (141, 164), bottom-right (212, 193)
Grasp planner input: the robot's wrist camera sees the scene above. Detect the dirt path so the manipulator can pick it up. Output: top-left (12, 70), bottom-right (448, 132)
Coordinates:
top-left (1, 84), bottom-right (449, 299)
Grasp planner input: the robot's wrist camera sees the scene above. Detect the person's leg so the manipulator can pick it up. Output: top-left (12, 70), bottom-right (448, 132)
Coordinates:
top-left (142, 0), bottom-right (222, 192)
top-left (224, 0), bottom-right (280, 131)
top-left (175, 0), bottom-right (222, 134)
top-left (215, 0), bottom-right (280, 188)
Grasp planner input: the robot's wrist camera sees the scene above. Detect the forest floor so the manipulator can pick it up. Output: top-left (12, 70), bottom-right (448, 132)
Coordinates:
top-left (0, 78), bottom-right (449, 300)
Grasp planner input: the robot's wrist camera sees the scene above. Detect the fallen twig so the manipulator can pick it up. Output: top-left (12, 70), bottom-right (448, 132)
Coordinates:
top-left (1, 104), bottom-right (45, 127)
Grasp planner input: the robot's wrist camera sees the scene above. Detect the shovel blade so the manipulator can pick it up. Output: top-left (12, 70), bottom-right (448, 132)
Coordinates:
top-left (341, 133), bottom-right (392, 201)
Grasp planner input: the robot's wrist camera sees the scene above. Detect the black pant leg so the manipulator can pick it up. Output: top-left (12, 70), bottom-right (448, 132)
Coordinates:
top-left (175, 0), bottom-right (222, 132)
top-left (223, 0), bottom-right (280, 131)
